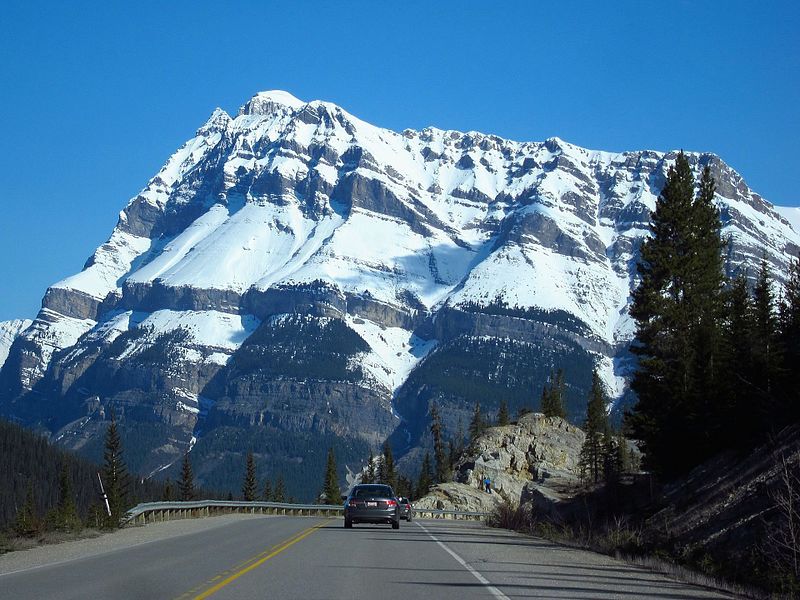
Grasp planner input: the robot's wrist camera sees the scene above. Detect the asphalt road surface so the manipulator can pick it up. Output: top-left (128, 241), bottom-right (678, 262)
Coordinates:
top-left (0, 516), bottom-right (732, 599)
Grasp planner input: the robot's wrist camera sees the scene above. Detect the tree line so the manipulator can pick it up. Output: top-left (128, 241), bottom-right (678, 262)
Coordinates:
top-left (1, 416), bottom-right (179, 536)
top-left (627, 152), bottom-right (800, 478)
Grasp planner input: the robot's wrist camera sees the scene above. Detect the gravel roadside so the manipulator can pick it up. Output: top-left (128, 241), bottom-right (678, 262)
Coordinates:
top-left (0, 514), bottom-right (268, 576)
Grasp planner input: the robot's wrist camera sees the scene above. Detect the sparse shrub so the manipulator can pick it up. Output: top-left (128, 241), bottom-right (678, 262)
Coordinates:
top-left (763, 451), bottom-right (800, 594)
top-left (488, 501), bottom-right (529, 531)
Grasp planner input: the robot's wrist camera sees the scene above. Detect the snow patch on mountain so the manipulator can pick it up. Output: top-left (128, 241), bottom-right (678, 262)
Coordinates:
top-left (0, 319), bottom-right (32, 369)
top-left (55, 230), bottom-right (152, 300)
top-left (775, 205), bottom-right (800, 235)
top-left (345, 315), bottom-right (437, 392)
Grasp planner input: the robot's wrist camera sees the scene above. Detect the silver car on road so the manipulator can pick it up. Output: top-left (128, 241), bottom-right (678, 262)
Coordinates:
top-left (343, 484), bottom-right (400, 529)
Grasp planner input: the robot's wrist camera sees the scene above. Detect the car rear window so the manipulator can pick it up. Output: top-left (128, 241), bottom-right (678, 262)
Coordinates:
top-left (353, 486), bottom-right (393, 498)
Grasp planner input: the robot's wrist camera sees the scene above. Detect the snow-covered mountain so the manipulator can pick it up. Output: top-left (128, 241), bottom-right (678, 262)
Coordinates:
top-left (776, 205), bottom-right (800, 235)
top-left (1, 91), bottom-right (797, 496)
top-left (0, 319), bottom-right (31, 371)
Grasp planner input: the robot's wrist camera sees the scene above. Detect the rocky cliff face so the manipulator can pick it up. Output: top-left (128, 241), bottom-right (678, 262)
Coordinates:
top-left (0, 90), bottom-right (797, 498)
top-left (415, 414), bottom-right (585, 513)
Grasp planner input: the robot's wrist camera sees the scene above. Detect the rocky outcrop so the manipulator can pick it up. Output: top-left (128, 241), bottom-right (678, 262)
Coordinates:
top-left (644, 424), bottom-right (800, 565)
top-left (416, 414), bottom-right (585, 513)
top-left (414, 482), bottom-right (503, 513)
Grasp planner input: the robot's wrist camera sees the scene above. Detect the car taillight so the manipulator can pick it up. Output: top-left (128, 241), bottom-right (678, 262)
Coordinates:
top-left (386, 499), bottom-right (397, 506)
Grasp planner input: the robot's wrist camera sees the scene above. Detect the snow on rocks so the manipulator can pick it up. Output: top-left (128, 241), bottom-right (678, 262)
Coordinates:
top-left (0, 319), bottom-right (32, 370)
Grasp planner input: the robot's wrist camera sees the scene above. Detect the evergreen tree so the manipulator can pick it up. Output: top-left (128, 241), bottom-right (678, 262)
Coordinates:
top-left (454, 419), bottom-right (466, 454)
top-left (616, 433), bottom-right (631, 474)
top-left (55, 460), bottom-right (81, 531)
top-left (376, 451), bottom-right (387, 484)
top-left (241, 451), bottom-right (257, 501)
top-left (262, 479), bottom-right (273, 501)
top-left (628, 153), bottom-right (726, 477)
top-left (273, 474), bottom-right (286, 502)
top-left (14, 482), bottom-right (39, 537)
top-left (497, 399), bottom-right (510, 426)
top-left (430, 403), bottom-right (448, 483)
top-left (179, 453), bottom-right (195, 501)
top-left (578, 371), bottom-right (609, 484)
top-left (416, 452), bottom-right (434, 498)
top-left (779, 256), bottom-right (800, 421)
top-left (363, 450), bottom-right (376, 484)
top-left (540, 369), bottom-right (566, 419)
top-left (720, 273), bottom-right (755, 443)
top-left (448, 438), bottom-right (457, 470)
top-left (752, 259), bottom-right (781, 401)
top-left (102, 416), bottom-right (130, 527)
top-left (395, 475), bottom-right (413, 499)
top-left (688, 165), bottom-right (726, 452)
top-left (382, 441), bottom-right (397, 491)
top-left (162, 478), bottom-right (175, 501)
top-left (468, 401), bottom-right (487, 442)
top-left (602, 431), bottom-right (622, 484)
top-left (321, 447), bottom-right (340, 503)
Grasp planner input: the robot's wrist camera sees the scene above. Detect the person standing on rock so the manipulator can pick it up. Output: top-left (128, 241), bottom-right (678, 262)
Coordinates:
top-left (483, 476), bottom-right (491, 493)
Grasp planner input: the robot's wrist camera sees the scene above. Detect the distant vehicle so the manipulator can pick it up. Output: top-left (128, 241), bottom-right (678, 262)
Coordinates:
top-left (343, 484), bottom-right (400, 529)
top-left (397, 497), bottom-right (413, 521)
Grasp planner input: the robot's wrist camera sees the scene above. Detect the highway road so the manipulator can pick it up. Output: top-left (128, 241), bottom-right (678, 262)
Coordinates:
top-left (0, 516), bottom-right (732, 599)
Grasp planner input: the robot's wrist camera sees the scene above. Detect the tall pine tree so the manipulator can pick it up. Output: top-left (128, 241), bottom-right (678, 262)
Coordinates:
top-left (687, 165), bottom-right (726, 454)
top-left (720, 272), bottom-right (755, 443)
top-left (55, 460), bottom-right (81, 531)
top-left (273, 474), bottom-right (286, 502)
top-left (497, 399), bottom-right (510, 426)
top-left (241, 451), bottom-right (257, 501)
top-left (381, 441), bottom-right (397, 491)
top-left (416, 452), bottom-right (434, 499)
top-left (262, 479), bottom-right (273, 501)
top-left (628, 153), bottom-right (725, 477)
top-left (578, 370), bottom-right (610, 484)
top-left (468, 401), bottom-right (486, 442)
top-left (430, 403), bottom-right (448, 483)
top-left (752, 259), bottom-right (781, 400)
top-left (14, 482), bottom-right (39, 536)
top-left (779, 256), bottom-right (800, 421)
top-left (102, 416), bottom-right (130, 527)
top-left (363, 450), bottom-right (376, 484)
top-left (321, 447), bottom-right (340, 503)
top-left (540, 369), bottom-right (566, 419)
top-left (180, 453), bottom-right (195, 501)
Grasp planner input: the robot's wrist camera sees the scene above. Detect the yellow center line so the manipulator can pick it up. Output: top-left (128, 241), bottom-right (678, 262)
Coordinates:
top-left (190, 520), bottom-right (330, 600)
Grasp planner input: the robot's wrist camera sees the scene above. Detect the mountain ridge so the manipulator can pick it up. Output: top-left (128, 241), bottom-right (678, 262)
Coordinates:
top-left (1, 90), bottom-right (797, 497)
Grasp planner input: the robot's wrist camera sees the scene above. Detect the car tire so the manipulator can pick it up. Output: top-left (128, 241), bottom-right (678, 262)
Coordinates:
top-left (344, 518), bottom-right (352, 528)
top-left (392, 520), bottom-right (400, 530)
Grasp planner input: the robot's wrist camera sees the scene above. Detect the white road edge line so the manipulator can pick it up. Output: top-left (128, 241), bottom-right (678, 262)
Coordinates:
top-left (416, 521), bottom-right (510, 600)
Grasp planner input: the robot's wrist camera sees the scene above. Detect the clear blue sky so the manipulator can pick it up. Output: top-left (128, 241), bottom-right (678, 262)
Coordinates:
top-left (1, 1), bottom-right (798, 321)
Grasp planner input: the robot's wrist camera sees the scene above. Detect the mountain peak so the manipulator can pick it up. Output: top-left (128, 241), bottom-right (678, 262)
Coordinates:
top-left (197, 107), bottom-right (231, 134)
top-left (239, 90), bottom-right (306, 116)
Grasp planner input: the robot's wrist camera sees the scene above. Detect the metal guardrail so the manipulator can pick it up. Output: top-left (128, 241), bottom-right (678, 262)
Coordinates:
top-left (124, 500), bottom-right (488, 526)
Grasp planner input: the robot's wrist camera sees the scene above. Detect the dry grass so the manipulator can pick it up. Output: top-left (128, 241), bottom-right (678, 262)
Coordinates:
top-left (0, 528), bottom-right (102, 555)
top-left (488, 501), bottom-right (765, 599)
